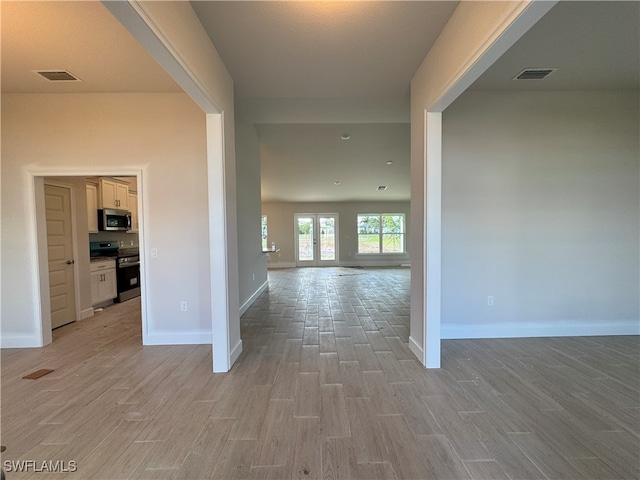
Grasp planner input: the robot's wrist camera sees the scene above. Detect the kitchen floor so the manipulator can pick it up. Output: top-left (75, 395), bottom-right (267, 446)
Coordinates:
top-left (1, 267), bottom-right (638, 479)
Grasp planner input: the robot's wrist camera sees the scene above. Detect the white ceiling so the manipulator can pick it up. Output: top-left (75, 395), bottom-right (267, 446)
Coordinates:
top-left (258, 123), bottom-right (410, 202)
top-left (2, 1), bottom-right (638, 203)
top-left (1, 1), bottom-right (181, 93)
top-left (191, 1), bottom-right (458, 99)
top-left (471, 1), bottom-right (639, 91)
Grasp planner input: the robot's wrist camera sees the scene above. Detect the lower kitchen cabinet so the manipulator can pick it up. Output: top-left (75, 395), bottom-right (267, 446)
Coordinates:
top-left (90, 259), bottom-right (117, 305)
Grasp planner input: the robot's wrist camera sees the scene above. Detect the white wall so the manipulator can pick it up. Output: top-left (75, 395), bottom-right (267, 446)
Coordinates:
top-left (1, 92), bottom-right (212, 346)
top-left (262, 201), bottom-right (410, 268)
top-left (236, 122), bottom-right (268, 312)
top-left (441, 90), bottom-right (640, 338)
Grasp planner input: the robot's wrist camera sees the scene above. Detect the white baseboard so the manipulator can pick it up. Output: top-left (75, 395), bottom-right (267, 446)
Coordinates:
top-left (80, 308), bottom-right (94, 320)
top-left (341, 260), bottom-right (410, 268)
top-left (230, 338), bottom-right (243, 368)
top-left (268, 262), bottom-right (296, 269)
top-left (441, 319), bottom-right (640, 340)
top-left (240, 280), bottom-right (268, 316)
top-left (408, 336), bottom-right (423, 361)
top-left (267, 262), bottom-right (410, 269)
top-left (144, 330), bottom-right (211, 345)
top-left (0, 334), bottom-right (41, 348)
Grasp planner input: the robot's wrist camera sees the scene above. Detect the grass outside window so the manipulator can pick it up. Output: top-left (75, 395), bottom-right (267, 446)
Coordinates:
top-left (357, 214), bottom-right (405, 254)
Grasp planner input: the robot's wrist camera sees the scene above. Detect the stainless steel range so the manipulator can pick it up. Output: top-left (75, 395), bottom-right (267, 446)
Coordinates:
top-left (115, 249), bottom-right (141, 302)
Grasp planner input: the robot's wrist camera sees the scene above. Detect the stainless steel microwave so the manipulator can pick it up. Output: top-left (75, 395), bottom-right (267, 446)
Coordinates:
top-left (98, 208), bottom-right (132, 232)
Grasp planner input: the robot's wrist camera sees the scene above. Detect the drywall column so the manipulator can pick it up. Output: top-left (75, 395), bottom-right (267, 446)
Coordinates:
top-left (410, 0), bottom-right (556, 367)
top-left (424, 112), bottom-right (442, 367)
top-left (207, 113), bottom-right (230, 371)
top-left (410, 110), bottom-right (443, 368)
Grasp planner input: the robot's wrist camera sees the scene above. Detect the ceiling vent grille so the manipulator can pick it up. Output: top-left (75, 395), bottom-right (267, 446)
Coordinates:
top-left (513, 68), bottom-right (557, 80)
top-left (33, 70), bottom-right (82, 82)
top-left (377, 185), bottom-right (388, 191)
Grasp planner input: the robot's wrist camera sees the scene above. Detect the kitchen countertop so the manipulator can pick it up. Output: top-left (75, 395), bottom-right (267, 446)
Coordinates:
top-left (90, 256), bottom-right (117, 263)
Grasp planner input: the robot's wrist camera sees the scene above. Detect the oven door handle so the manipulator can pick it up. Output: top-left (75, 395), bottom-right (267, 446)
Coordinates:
top-left (119, 261), bottom-right (140, 267)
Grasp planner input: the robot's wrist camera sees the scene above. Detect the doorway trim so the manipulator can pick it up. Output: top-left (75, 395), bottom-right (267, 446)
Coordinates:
top-left (30, 168), bottom-right (147, 347)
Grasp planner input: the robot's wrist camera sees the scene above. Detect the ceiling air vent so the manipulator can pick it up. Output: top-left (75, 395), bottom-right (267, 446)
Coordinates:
top-left (513, 68), bottom-right (557, 80)
top-left (33, 70), bottom-right (82, 82)
top-left (377, 185), bottom-right (388, 191)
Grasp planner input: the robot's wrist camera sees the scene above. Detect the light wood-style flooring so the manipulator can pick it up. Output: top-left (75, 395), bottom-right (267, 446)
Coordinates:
top-left (1, 267), bottom-right (638, 479)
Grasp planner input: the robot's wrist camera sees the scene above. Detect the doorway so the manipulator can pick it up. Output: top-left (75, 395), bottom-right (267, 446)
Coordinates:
top-left (35, 173), bottom-right (145, 345)
top-left (295, 213), bottom-right (339, 267)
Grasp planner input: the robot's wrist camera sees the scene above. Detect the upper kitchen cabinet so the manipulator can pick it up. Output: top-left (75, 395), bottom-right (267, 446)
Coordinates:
top-left (100, 178), bottom-right (129, 210)
top-left (86, 182), bottom-right (99, 233)
top-left (128, 191), bottom-right (139, 233)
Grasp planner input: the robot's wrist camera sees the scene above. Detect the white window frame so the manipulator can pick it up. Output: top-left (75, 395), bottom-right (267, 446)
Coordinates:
top-left (356, 213), bottom-right (406, 255)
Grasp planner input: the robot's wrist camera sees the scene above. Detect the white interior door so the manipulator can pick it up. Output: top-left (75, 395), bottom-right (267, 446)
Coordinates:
top-left (295, 213), bottom-right (338, 267)
top-left (45, 184), bottom-right (77, 329)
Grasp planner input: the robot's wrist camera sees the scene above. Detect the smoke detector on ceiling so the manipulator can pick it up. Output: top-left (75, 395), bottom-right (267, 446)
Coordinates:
top-left (512, 68), bottom-right (557, 80)
top-left (33, 70), bottom-right (82, 82)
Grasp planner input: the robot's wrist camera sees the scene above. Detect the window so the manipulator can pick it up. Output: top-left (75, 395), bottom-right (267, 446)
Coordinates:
top-left (357, 214), bottom-right (405, 254)
top-left (261, 215), bottom-right (268, 250)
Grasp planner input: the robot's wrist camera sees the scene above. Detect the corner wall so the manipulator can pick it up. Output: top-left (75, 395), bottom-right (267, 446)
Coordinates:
top-left (236, 122), bottom-right (268, 312)
top-left (441, 90), bottom-right (640, 338)
top-left (102, 0), bottom-right (241, 371)
top-left (410, 1), bottom-right (557, 366)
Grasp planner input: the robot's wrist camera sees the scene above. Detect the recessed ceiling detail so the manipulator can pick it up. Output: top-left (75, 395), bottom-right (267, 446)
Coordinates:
top-left (377, 185), bottom-right (388, 191)
top-left (257, 123), bottom-right (410, 203)
top-left (33, 70), bottom-right (82, 82)
top-left (512, 68), bottom-right (557, 80)
top-left (340, 134), bottom-right (351, 141)
top-left (191, 1), bottom-right (459, 99)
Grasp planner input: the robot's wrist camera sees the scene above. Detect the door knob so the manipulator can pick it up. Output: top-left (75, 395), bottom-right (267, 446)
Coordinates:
top-left (66, 260), bottom-right (75, 265)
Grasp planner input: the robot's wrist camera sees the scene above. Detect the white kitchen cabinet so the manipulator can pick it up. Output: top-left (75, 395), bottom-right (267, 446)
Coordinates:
top-left (128, 192), bottom-right (138, 233)
top-left (100, 178), bottom-right (129, 210)
top-left (90, 259), bottom-right (117, 306)
top-left (86, 183), bottom-right (99, 233)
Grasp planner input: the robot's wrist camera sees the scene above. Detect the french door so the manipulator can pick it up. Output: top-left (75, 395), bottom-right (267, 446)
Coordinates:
top-left (295, 213), bottom-right (339, 267)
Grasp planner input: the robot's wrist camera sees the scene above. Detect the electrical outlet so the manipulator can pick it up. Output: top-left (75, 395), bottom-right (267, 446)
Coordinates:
top-left (252, 273), bottom-right (255, 281)
top-left (180, 300), bottom-right (188, 312)
top-left (487, 296), bottom-right (494, 306)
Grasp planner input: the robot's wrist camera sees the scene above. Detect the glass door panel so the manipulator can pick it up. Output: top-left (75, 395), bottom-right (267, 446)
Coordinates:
top-left (296, 216), bottom-right (314, 264)
top-left (319, 216), bottom-right (336, 262)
